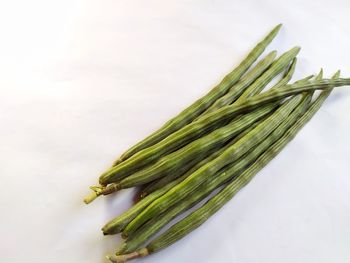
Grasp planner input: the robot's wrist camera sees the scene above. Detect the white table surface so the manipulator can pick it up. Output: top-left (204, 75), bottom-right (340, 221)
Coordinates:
top-left (1, 1), bottom-right (350, 262)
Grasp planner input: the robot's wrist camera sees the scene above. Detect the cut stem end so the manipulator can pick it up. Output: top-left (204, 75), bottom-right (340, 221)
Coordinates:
top-left (83, 185), bottom-right (105, 204)
top-left (83, 192), bottom-right (98, 204)
top-left (107, 248), bottom-right (149, 263)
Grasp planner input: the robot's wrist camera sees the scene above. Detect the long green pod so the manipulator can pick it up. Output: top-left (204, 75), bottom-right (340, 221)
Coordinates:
top-left (103, 126), bottom-right (260, 236)
top-left (113, 24), bottom-right (282, 165)
top-left (199, 53), bottom-right (297, 118)
top-left (118, 93), bottom-right (311, 253)
top-left (138, 121), bottom-right (260, 198)
top-left (137, 54), bottom-right (292, 198)
top-left (124, 69), bottom-right (326, 239)
top-left (122, 94), bottom-right (303, 236)
top-left (99, 77), bottom-right (350, 186)
top-left (115, 104), bottom-right (277, 190)
top-left (137, 59), bottom-right (296, 199)
top-left (143, 85), bottom-right (338, 256)
top-left (199, 50), bottom-right (277, 117)
top-left (234, 46), bottom-right (300, 103)
top-left (102, 119), bottom-right (262, 235)
top-left (108, 78), bottom-right (338, 262)
top-left (132, 133), bottom-right (242, 201)
top-left (129, 155), bottom-right (203, 198)
top-left (100, 103), bottom-right (276, 197)
top-left (134, 154), bottom-right (221, 202)
top-left (102, 123), bottom-right (260, 236)
top-left (101, 177), bottom-right (188, 235)
top-left (315, 68), bottom-right (324, 81)
top-left (136, 53), bottom-right (282, 199)
top-left (134, 59), bottom-right (297, 202)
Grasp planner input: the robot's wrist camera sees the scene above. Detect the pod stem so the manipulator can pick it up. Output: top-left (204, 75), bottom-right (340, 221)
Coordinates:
top-left (106, 248), bottom-right (149, 263)
top-left (83, 183), bottom-right (119, 204)
top-left (83, 192), bottom-right (98, 204)
top-left (83, 185), bottom-right (104, 204)
top-left (101, 183), bottom-right (119, 195)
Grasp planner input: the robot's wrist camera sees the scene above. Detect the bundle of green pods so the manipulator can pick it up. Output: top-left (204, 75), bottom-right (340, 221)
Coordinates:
top-left (83, 24), bottom-right (350, 262)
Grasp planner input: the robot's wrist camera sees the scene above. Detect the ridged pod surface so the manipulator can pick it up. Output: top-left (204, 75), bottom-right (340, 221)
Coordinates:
top-left (138, 121), bottom-right (260, 197)
top-left (101, 141), bottom-right (240, 235)
top-left (101, 121), bottom-right (263, 235)
top-left (113, 24), bottom-right (283, 164)
top-left (270, 57), bottom-right (297, 89)
top-left (234, 46), bottom-right (300, 102)
top-left (133, 58), bottom-right (298, 201)
top-left (112, 71), bottom-right (340, 261)
top-left (199, 50), bottom-right (277, 117)
top-left (116, 103), bottom-right (277, 189)
top-left (99, 77), bottom-right (350, 186)
top-left (144, 80), bottom-right (338, 255)
top-left (122, 94), bottom-right (304, 236)
top-left (118, 93), bottom-right (311, 253)
top-left (199, 53), bottom-right (297, 118)
top-left (137, 57), bottom-right (298, 197)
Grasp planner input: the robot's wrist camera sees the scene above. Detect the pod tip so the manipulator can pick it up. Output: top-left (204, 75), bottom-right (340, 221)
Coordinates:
top-left (275, 23), bottom-right (283, 30)
top-left (106, 249), bottom-right (148, 263)
top-left (332, 70), bottom-right (341, 78)
top-left (316, 68), bottom-right (324, 80)
top-left (293, 46), bottom-right (301, 52)
top-left (269, 50), bottom-right (278, 57)
top-left (269, 23), bottom-right (283, 36)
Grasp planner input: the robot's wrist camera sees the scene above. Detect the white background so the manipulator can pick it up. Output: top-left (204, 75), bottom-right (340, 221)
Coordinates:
top-left (1, 1), bottom-right (349, 262)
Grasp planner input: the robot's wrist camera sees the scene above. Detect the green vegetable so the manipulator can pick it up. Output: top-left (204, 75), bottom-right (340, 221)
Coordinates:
top-left (101, 177), bottom-right (186, 235)
top-left (270, 57), bottom-right (297, 89)
top-left (101, 132), bottom-right (252, 235)
top-left (117, 93), bottom-right (311, 253)
top-left (122, 94), bottom-right (304, 237)
top-left (198, 50), bottom-right (277, 117)
top-left (137, 58), bottom-right (299, 199)
top-left (234, 46), bottom-right (300, 103)
top-left (98, 77), bottom-right (350, 188)
top-left (202, 55), bottom-right (297, 119)
top-left (111, 55), bottom-right (301, 191)
top-left (113, 24), bottom-right (282, 164)
top-left (138, 121), bottom-right (260, 198)
top-left (115, 103), bottom-right (277, 190)
top-left (137, 57), bottom-right (299, 198)
top-left (108, 72), bottom-right (339, 262)
top-left (104, 68), bottom-right (301, 234)
top-left (135, 59), bottom-right (298, 199)
top-left (143, 79), bottom-right (338, 256)
top-left (84, 76), bottom-right (350, 206)
top-left (102, 119), bottom-right (265, 236)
